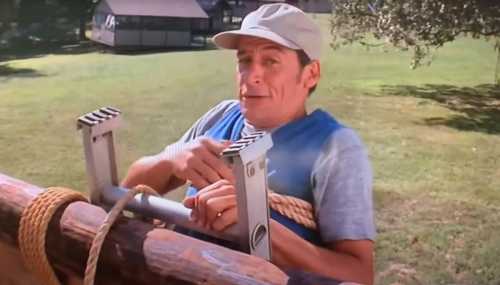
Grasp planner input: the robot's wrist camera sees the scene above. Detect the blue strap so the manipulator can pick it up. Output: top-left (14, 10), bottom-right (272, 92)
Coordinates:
top-left (184, 105), bottom-right (342, 245)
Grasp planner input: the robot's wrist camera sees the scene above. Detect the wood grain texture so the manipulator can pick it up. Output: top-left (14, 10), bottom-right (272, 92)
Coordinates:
top-left (0, 172), bottom-right (290, 285)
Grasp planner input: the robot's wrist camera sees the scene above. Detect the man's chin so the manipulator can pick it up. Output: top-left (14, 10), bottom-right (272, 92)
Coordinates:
top-left (240, 107), bottom-right (269, 129)
top-left (242, 105), bottom-right (289, 129)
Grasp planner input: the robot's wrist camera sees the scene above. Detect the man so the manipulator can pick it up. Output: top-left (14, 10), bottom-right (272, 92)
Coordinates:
top-left (122, 3), bottom-right (375, 284)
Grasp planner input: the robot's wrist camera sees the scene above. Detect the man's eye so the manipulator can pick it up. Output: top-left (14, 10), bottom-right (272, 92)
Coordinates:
top-left (264, 59), bottom-right (279, 66)
top-left (238, 58), bottom-right (251, 65)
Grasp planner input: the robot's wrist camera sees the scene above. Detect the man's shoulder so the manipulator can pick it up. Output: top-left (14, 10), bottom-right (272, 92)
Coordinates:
top-left (209, 100), bottom-right (240, 116)
top-left (194, 100), bottom-right (240, 130)
top-left (174, 100), bottom-right (240, 144)
top-left (309, 110), bottom-right (363, 148)
top-left (328, 127), bottom-right (364, 149)
top-left (300, 110), bottom-right (353, 149)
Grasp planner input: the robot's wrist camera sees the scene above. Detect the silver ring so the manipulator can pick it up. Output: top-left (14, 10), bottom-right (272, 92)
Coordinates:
top-left (216, 212), bottom-right (223, 218)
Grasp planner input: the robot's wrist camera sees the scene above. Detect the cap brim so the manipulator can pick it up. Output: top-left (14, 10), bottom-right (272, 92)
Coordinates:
top-left (213, 29), bottom-right (301, 51)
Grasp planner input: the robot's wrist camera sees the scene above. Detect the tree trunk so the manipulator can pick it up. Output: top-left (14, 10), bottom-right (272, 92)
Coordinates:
top-left (0, 0), bottom-right (15, 33)
top-left (79, 14), bottom-right (87, 41)
top-left (495, 38), bottom-right (500, 85)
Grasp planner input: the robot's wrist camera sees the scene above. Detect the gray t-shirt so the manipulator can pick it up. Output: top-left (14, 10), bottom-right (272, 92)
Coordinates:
top-left (165, 100), bottom-right (376, 243)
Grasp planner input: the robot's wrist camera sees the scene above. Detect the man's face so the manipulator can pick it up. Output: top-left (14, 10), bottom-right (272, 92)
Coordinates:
top-left (236, 37), bottom-right (312, 129)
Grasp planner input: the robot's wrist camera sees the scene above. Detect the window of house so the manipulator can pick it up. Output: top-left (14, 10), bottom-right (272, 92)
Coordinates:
top-left (115, 16), bottom-right (141, 30)
top-left (93, 13), bottom-right (107, 26)
top-left (142, 17), bottom-right (168, 30)
top-left (165, 18), bottom-right (190, 31)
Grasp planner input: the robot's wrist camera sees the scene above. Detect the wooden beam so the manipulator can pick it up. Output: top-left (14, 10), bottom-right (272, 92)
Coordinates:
top-left (0, 173), bottom-right (289, 285)
top-left (0, 172), bottom-right (341, 285)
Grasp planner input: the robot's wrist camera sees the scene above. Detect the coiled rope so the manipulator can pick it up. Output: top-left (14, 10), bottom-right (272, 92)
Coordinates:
top-left (83, 185), bottom-right (158, 285)
top-left (268, 190), bottom-right (317, 230)
top-left (17, 185), bottom-right (315, 285)
top-left (18, 187), bottom-right (87, 285)
top-left (17, 185), bottom-right (158, 285)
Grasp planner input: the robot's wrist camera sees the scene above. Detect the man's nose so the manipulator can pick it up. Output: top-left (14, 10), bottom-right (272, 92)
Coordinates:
top-left (242, 63), bottom-right (263, 85)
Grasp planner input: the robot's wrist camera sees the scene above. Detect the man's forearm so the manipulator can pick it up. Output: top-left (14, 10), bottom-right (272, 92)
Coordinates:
top-left (121, 155), bottom-right (185, 194)
top-left (270, 220), bottom-right (374, 285)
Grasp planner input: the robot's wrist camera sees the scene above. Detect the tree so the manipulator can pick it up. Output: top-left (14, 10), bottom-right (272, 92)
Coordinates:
top-left (12, 0), bottom-right (97, 44)
top-left (330, 0), bottom-right (500, 83)
top-left (66, 0), bottom-right (96, 41)
top-left (0, 0), bottom-right (16, 33)
top-left (18, 0), bottom-right (51, 28)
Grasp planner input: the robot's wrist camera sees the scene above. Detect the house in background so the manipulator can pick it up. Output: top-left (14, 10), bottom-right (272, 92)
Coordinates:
top-left (91, 0), bottom-right (209, 48)
top-left (194, 0), bottom-right (278, 32)
top-left (196, 0), bottom-right (233, 33)
top-left (90, 0), bottom-right (332, 49)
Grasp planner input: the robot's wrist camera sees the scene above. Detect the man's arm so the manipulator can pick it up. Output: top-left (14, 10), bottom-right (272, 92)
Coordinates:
top-left (270, 220), bottom-right (373, 285)
top-left (121, 100), bottom-right (240, 194)
top-left (183, 182), bottom-right (373, 284)
top-left (121, 138), bottom-right (234, 195)
top-left (121, 153), bottom-right (184, 194)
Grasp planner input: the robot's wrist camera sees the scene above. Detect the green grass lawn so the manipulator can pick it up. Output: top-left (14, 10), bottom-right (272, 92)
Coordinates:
top-left (1, 17), bottom-right (499, 284)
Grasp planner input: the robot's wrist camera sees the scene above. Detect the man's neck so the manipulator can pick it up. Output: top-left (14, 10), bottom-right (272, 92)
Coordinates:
top-left (244, 110), bottom-right (308, 133)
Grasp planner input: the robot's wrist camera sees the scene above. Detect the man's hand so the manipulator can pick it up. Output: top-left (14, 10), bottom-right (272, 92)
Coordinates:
top-left (172, 137), bottom-right (234, 189)
top-left (183, 179), bottom-right (238, 231)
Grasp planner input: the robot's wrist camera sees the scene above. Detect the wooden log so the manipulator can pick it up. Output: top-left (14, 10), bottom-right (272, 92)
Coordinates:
top-left (0, 242), bottom-right (40, 285)
top-left (0, 173), bottom-right (342, 285)
top-left (0, 173), bottom-right (289, 285)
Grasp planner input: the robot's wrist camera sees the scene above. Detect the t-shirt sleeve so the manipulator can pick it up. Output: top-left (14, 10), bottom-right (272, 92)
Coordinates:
top-left (176, 100), bottom-right (239, 143)
top-left (312, 128), bottom-right (376, 243)
top-left (162, 100), bottom-right (239, 158)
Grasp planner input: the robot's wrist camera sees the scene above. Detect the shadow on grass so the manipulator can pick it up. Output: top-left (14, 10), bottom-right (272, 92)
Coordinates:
top-left (0, 64), bottom-right (45, 79)
top-left (102, 36), bottom-right (218, 55)
top-left (381, 84), bottom-right (500, 134)
top-left (111, 44), bottom-right (216, 56)
top-left (0, 38), bottom-right (217, 63)
top-left (0, 41), bottom-right (102, 63)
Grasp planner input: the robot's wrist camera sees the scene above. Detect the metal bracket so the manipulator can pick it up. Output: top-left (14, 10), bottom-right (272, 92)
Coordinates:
top-left (77, 107), bottom-right (122, 204)
top-left (222, 132), bottom-right (273, 260)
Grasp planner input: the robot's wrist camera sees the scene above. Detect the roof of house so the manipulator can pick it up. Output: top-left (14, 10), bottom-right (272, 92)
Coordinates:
top-left (97, 0), bottom-right (209, 18)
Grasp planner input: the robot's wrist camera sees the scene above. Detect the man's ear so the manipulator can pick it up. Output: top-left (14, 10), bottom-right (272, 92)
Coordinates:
top-left (302, 60), bottom-right (321, 90)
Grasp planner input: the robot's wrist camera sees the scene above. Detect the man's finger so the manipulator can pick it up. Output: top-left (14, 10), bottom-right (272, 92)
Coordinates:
top-left (211, 206), bottom-right (238, 232)
top-left (194, 156), bottom-right (223, 184)
top-left (196, 185), bottom-right (236, 227)
top-left (200, 138), bottom-right (231, 156)
top-left (201, 151), bottom-right (235, 183)
top-left (195, 179), bottom-right (231, 196)
top-left (186, 169), bottom-right (210, 189)
top-left (194, 138), bottom-right (235, 184)
top-left (189, 207), bottom-right (198, 223)
top-left (205, 195), bottom-right (237, 226)
top-left (183, 196), bottom-right (195, 208)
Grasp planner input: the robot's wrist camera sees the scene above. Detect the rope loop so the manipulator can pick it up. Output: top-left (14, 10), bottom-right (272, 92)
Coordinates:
top-left (18, 187), bottom-right (87, 285)
top-left (83, 185), bottom-right (159, 285)
top-left (268, 190), bottom-right (317, 230)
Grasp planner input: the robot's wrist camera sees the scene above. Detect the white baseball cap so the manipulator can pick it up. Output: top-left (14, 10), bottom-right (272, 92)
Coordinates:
top-left (212, 3), bottom-right (322, 60)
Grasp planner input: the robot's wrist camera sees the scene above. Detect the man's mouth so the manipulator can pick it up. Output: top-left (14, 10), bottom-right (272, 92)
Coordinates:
top-left (242, 94), bottom-right (268, 98)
